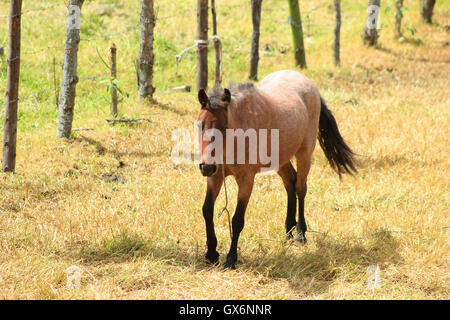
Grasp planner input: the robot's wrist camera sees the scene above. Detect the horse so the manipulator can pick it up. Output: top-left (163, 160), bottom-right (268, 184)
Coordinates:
top-left (197, 70), bottom-right (357, 269)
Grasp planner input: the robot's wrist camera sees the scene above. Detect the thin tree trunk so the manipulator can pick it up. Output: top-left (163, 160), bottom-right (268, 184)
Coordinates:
top-left (249, 0), bottom-right (262, 80)
top-left (394, 0), bottom-right (404, 38)
top-left (211, 0), bottom-right (222, 87)
top-left (197, 0), bottom-right (208, 91)
top-left (421, 0), bottom-right (436, 24)
top-left (138, 0), bottom-right (155, 102)
top-left (57, 0), bottom-right (84, 138)
top-left (362, 0), bottom-right (381, 46)
top-left (333, 0), bottom-right (341, 66)
top-left (287, 0), bottom-right (306, 68)
top-left (110, 43), bottom-right (118, 117)
top-left (3, 0), bottom-right (22, 172)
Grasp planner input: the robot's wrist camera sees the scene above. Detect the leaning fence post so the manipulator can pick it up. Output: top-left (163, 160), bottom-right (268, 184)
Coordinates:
top-left (138, 0), bottom-right (155, 103)
top-left (2, 0), bottom-right (22, 172)
top-left (249, 0), bottom-right (262, 80)
top-left (57, 0), bottom-right (84, 138)
top-left (110, 43), bottom-right (118, 117)
top-left (196, 0), bottom-right (208, 91)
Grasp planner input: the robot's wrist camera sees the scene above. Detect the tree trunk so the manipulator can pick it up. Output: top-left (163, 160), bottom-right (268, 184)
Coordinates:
top-left (3, 0), bottom-right (22, 172)
top-left (57, 0), bottom-right (83, 138)
top-left (211, 0), bottom-right (222, 87)
top-left (362, 0), bottom-right (381, 46)
top-left (196, 0), bottom-right (208, 91)
top-left (287, 0), bottom-right (306, 68)
top-left (394, 0), bottom-right (404, 38)
top-left (421, 0), bottom-right (436, 24)
top-left (138, 0), bottom-right (155, 102)
top-left (333, 0), bottom-right (341, 66)
top-left (249, 0), bottom-right (262, 80)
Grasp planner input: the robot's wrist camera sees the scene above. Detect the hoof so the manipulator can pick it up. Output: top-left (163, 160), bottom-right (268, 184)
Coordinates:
top-left (294, 233), bottom-right (307, 245)
top-left (205, 251), bottom-right (219, 265)
top-left (286, 224), bottom-right (296, 240)
top-left (222, 255), bottom-right (237, 270)
top-left (222, 261), bottom-right (236, 270)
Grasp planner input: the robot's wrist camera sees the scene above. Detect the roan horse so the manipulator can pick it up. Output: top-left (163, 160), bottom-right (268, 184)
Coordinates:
top-left (197, 70), bottom-right (357, 269)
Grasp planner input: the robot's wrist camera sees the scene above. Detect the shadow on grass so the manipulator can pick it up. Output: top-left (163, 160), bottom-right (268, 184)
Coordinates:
top-left (63, 230), bottom-right (204, 267)
top-left (376, 45), bottom-right (450, 63)
top-left (75, 135), bottom-right (166, 159)
top-left (151, 99), bottom-right (191, 116)
top-left (239, 231), bottom-right (403, 296)
top-left (61, 228), bottom-right (402, 296)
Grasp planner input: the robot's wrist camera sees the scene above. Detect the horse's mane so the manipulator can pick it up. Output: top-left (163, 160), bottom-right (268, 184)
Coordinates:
top-left (207, 82), bottom-right (256, 110)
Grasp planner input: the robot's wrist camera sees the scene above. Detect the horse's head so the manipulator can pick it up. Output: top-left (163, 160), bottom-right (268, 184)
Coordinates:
top-left (197, 88), bottom-right (231, 177)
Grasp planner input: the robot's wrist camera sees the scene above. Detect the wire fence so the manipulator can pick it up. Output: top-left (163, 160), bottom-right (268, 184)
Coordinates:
top-left (0, 1), bottom-right (338, 106)
top-left (0, 3), bottom-right (65, 19)
top-left (0, 2), bottom-right (141, 105)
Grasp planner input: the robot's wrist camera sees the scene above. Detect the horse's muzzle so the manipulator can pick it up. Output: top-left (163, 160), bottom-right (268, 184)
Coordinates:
top-left (199, 163), bottom-right (218, 177)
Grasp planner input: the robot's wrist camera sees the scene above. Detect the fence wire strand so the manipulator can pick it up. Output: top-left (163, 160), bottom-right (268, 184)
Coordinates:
top-left (0, 1), bottom-right (336, 106)
top-left (0, 3), bottom-right (65, 19)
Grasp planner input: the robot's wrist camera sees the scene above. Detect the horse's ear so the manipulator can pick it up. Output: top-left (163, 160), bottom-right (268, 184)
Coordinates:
top-left (198, 89), bottom-right (209, 109)
top-left (222, 88), bottom-right (231, 104)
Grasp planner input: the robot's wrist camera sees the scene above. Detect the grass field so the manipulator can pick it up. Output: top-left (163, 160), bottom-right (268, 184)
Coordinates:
top-left (0, 0), bottom-right (449, 299)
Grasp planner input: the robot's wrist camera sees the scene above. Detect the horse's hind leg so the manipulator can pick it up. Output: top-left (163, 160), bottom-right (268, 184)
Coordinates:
top-left (295, 149), bottom-right (313, 244)
top-left (277, 162), bottom-right (297, 238)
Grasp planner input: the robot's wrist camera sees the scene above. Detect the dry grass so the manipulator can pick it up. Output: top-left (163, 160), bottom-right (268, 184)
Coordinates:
top-left (0, 0), bottom-right (449, 299)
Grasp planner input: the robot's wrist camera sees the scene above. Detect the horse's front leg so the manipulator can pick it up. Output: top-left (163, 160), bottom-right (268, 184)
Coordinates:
top-left (203, 174), bottom-right (223, 265)
top-left (223, 173), bottom-right (255, 269)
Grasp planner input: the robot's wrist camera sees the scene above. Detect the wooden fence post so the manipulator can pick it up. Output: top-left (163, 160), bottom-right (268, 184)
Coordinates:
top-left (249, 0), bottom-right (262, 80)
top-left (333, 0), bottom-right (341, 66)
top-left (2, 0), bottom-right (22, 172)
top-left (57, 0), bottom-right (84, 138)
top-left (197, 0), bottom-right (208, 91)
top-left (110, 43), bottom-right (118, 117)
top-left (287, 0), bottom-right (307, 69)
top-left (138, 0), bottom-right (155, 103)
top-left (211, 0), bottom-right (222, 87)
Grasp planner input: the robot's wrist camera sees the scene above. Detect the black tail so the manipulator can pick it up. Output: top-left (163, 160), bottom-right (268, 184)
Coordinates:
top-left (318, 97), bottom-right (357, 178)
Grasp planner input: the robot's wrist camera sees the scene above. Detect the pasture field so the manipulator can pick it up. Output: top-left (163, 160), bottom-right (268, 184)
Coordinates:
top-left (0, 0), bottom-right (449, 299)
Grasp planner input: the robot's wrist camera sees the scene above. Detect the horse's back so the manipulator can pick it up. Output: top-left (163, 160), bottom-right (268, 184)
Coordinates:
top-left (257, 70), bottom-right (321, 165)
top-left (258, 70), bottom-right (320, 114)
